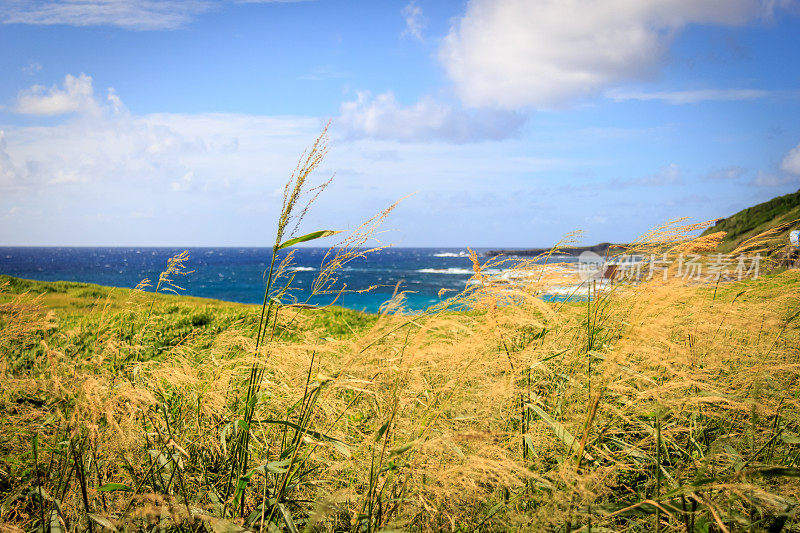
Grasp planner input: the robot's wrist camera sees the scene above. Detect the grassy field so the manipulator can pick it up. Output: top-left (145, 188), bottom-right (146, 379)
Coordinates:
top-left (2, 130), bottom-right (800, 532)
top-left (2, 247), bottom-right (800, 532)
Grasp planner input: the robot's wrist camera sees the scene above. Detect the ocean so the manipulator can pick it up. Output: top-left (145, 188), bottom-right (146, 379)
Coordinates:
top-left (0, 247), bottom-right (581, 313)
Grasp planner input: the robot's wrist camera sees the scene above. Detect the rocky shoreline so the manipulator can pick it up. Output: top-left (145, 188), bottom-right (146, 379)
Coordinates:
top-left (486, 242), bottom-right (627, 257)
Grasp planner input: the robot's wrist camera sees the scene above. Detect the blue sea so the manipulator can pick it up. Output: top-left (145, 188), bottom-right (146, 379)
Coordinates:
top-left (0, 247), bottom-right (579, 313)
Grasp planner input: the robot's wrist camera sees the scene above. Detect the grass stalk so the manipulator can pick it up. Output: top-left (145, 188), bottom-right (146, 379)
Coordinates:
top-left (70, 437), bottom-right (94, 533)
top-left (656, 411), bottom-right (662, 533)
top-left (32, 434), bottom-right (46, 531)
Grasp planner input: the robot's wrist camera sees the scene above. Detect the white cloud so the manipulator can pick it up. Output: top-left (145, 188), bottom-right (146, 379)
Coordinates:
top-left (781, 142), bottom-right (800, 175)
top-left (2, 73), bottom-right (713, 246)
top-left (439, 0), bottom-right (787, 109)
top-left (1, 0), bottom-right (318, 29)
top-left (747, 142), bottom-right (800, 186)
top-left (1, 0), bottom-right (213, 30)
top-left (171, 171), bottom-right (194, 192)
top-left (0, 131), bottom-right (24, 189)
top-left (1, 75), bottom-right (578, 245)
top-left (22, 61), bottom-right (43, 75)
top-left (297, 65), bottom-right (348, 81)
top-left (704, 166), bottom-right (745, 180)
top-left (0, 102), bottom-right (572, 245)
top-left (572, 162), bottom-right (683, 190)
top-left (50, 169), bottom-right (87, 184)
top-left (15, 73), bottom-right (101, 116)
top-left (2, 75), bottom-right (336, 200)
top-left (607, 88), bottom-right (770, 104)
top-left (752, 170), bottom-right (796, 187)
top-left (235, 0), bottom-right (315, 3)
top-left (2, 104), bottom-right (321, 194)
top-left (402, 1), bottom-right (426, 41)
top-left (338, 91), bottom-right (526, 143)
top-left (641, 163), bottom-right (682, 186)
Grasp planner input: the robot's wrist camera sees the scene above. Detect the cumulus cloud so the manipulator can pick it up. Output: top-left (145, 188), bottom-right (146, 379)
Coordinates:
top-left (0, 131), bottom-right (25, 189)
top-left (746, 142), bottom-right (800, 186)
top-left (569, 163), bottom-right (683, 191)
top-left (15, 73), bottom-right (103, 116)
top-left (171, 171), bottom-right (195, 192)
top-left (235, 0), bottom-right (315, 3)
top-left (338, 91), bottom-right (526, 143)
top-left (1, 0), bottom-right (214, 30)
top-left (781, 142), bottom-right (800, 175)
top-left (2, 74), bottom-right (327, 195)
top-left (704, 166), bottom-right (745, 180)
top-left (22, 61), bottom-right (43, 75)
top-left (607, 88), bottom-right (770, 104)
top-left (440, 0), bottom-right (787, 109)
top-left (297, 65), bottom-right (348, 81)
top-left (402, 1), bottom-right (426, 41)
top-left (752, 170), bottom-right (795, 187)
top-left (4, 76), bottom-right (192, 189)
top-left (640, 163), bottom-right (682, 186)
top-left (1, 82), bottom-right (566, 244)
top-left (0, 0), bottom-right (319, 30)
top-left (2, 113), bottom-right (312, 192)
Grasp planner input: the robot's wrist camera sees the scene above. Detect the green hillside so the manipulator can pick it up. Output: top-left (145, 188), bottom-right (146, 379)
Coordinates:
top-left (701, 188), bottom-right (800, 252)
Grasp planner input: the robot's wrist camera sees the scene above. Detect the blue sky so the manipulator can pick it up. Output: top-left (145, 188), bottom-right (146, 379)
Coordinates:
top-left (1, 0), bottom-right (800, 247)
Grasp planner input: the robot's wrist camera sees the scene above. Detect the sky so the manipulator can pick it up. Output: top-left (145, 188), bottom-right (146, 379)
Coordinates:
top-left (1, 0), bottom-right (800, 247)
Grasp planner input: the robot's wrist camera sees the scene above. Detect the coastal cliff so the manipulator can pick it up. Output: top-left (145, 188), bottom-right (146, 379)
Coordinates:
top-left (486, 242), bottom-right (626, 257)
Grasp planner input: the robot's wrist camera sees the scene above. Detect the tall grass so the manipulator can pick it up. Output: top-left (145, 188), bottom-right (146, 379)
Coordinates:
top-left (1, 136), bottom-right (800, 531)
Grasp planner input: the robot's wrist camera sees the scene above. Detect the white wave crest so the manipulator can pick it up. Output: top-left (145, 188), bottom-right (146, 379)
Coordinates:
top-left (289, 266), bottom-right (315, 272)
top-left (432, 251), bottom-right (470, 258)
top-left (417, 268), bottom-right (474, 275)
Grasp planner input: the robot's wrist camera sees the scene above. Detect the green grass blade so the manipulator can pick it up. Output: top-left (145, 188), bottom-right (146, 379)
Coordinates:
top-left (88, 513), bottom-right (119, 532)
top-left (277, 503), bottom-right (299, 533)
top-left (261, 418), bottom-right (349, 454)
top-left (98, 483), bottom-right (133, 492)
top-left (526, 403), bottom-right (594, 461)
top-left (276, 230), bottom-right (340, 251)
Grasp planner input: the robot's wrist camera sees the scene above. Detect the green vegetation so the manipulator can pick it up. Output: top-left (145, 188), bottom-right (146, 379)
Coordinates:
top-left (0, 273), bottom-right (376, 344)
top-left (701, 188), bottom-right (800, 252)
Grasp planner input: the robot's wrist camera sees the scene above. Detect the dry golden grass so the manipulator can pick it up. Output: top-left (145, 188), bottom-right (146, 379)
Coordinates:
top-left (2, 228), bottom-right (799, 532)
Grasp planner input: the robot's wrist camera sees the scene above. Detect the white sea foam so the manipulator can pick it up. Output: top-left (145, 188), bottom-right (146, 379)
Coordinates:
top-left (289, 266), bottom-right (315, 272)
top-left (417, 268), bottom-right (474, 275)
top-left (418, 267), bottom-right (512, 276)
top-left (417, 261), bottom-right (615, 302)
top-left (432, 251), bottom-right (470, 258)
top-left (541, 280), bottom-right (611, 296)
